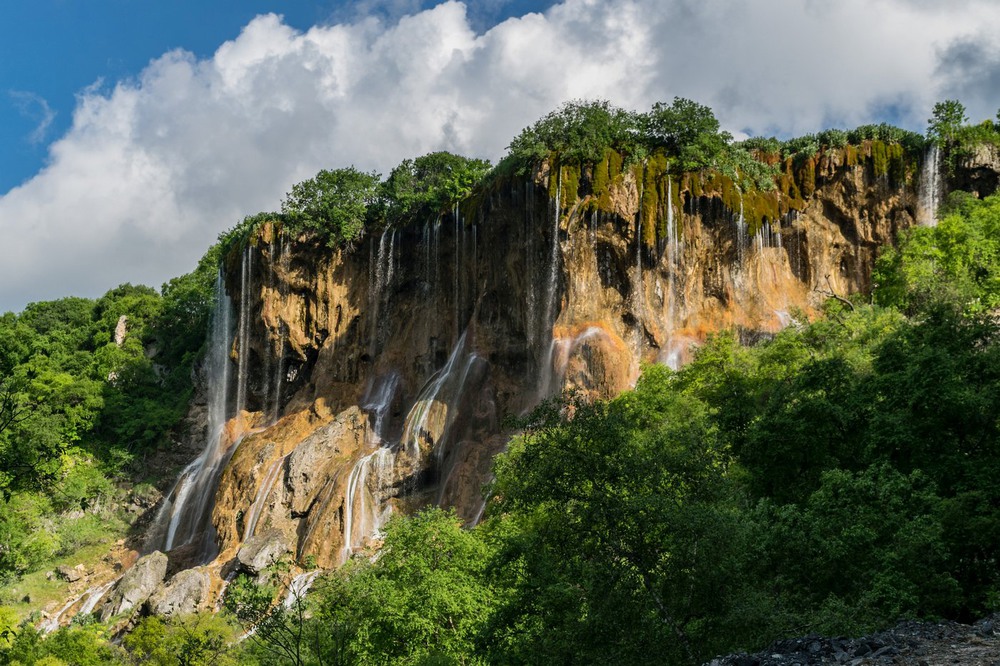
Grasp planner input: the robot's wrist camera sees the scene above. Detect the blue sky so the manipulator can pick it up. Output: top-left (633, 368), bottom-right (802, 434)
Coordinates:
top-left (0, 0), bottom-right (553, 192)
top-left (0, 0), bottom-right (998, 313)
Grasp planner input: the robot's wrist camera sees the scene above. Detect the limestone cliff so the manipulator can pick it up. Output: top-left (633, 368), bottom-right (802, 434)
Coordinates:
top-left (196, 144), bottom-right (925, 578)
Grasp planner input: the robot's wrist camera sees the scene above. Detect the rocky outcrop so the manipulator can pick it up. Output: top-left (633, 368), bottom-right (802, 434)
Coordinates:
top-left (99, 551), bottom-right (168, 621)
top-left (190, 148), bottom-right (932, 575)
top-left (146, 568), bottom-right (211, 618)
top-left (954, 143), bottom-right (1000, 198)
top-left (707, 614), bottom-right (1000, 665)
top-left (236, 529), bottom-right (289, 576)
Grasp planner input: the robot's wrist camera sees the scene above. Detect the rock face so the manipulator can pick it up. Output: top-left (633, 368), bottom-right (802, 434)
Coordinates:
top-left (147, 144), bottom-right (973, 579)
top-left (236, 529), bottom-right (289, 576)
top-left (146, 568), bottom-right (211, 618)
top-left (99, 551), bottom-right (168, 621)
top-left (707, 614), bottom-right (1000, 665)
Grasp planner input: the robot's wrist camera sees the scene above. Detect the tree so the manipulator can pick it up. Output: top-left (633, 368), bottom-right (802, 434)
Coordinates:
top-left (485, 370), bottom-right (753, 665)
top-left (927, 99), bottom-right (968, 144)
top-left (281, 167), bottom-right (381, 248)
top-left (379, 152), bottom-right (491, 224)
top-left (643, 97), bottom-right (732, 171)
top-left (506, 99), bottom-right (642, 166)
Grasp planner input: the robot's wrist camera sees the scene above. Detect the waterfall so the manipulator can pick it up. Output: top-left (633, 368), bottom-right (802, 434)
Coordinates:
top-left (736, 188), bottom-right (747, 265)
top-left (39, 579), bottom-right (117, 633)
top-left (664, 175), bottom-right (682, 370)
top-left (365, 372), bottom-right (400, 441)
top-left (537, 327), bottom-right (606, 401)
top-left (919, 144), bottom-right (942, 227)
top-left (243, 454), bottom-right (289, 541)
top-left (400, 331), bottom-right (473, 460)
top-left (236, 248), bottom-right (252, 414)
top-left (153, 267), bottom-right (243, 560)
top-left (283, 571), bottom-right (321, 608)
top-left (340, 448), bottom-right (395, 562)
top-left (634, 200), bottom-right (645, 355)
top-left (544, 170), bottom-right (561, 336)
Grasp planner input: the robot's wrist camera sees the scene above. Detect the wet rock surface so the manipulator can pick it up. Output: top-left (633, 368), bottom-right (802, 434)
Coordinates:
top-left (708, 615), bottom-right (1000, 665)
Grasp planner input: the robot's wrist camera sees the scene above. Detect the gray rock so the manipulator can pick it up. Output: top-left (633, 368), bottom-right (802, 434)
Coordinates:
top-left (56, 565), bottom-right (81, 582)
top-left (237, 528), bottom-right (289, 575)
top-left (146, 568), bottom-right (210, 617)
top-left (99, 551), bottom-right (168, 621)
top-left (286, 407), bottom-right (365, 514)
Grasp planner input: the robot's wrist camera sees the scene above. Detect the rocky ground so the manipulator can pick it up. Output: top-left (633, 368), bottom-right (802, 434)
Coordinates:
top-left (709, 615), bottom-right (1000, 665)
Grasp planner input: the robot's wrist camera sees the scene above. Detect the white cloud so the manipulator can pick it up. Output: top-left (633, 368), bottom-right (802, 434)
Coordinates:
top-left (9, 91), bottom-right (56, 144)
top-left (2, 0), bottom-right (999, 311)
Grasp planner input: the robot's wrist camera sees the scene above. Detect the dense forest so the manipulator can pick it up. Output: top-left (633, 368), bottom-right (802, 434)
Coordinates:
top-left (2, 98), bottom-right (1000, 664)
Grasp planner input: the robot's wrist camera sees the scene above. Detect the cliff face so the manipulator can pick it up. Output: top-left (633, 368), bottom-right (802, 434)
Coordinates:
top-left (200, 147), bottom-right (922, 573)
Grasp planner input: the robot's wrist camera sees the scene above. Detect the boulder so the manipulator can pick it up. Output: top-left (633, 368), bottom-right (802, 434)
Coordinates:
top-left (99, 551), bottom-right (168, 621)
top-left (237, 528), bottom-right (289, 575)
top-left (146, 568), bottom-right (211, 617)
top-left (56, 565), bottom-right (82, 582)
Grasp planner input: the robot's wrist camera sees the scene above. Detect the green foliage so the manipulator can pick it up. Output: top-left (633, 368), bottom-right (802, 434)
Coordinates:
top-left (378, 151), bottom-right (492, 225)
top-left (123, 614), bottom-right (238, 666)
top-left (874, 193), bottom-right (1000, 313)
top-left (0, 621), bottom-right (123, 665)
top-left (928, 99), bottom-right (968, 145)
top-left (281, 167), bottom-right (381, 249)
top-left (486, 371), bottom-right (753, 664)
top-left (643, 97), bottom-right (731, 172)
top-left (314, 508), bottom-right (493, 665)
top-left (506, 99), bottom-right (643, 168)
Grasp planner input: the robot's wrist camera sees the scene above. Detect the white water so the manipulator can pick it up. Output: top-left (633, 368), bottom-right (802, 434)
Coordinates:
top-left (736, 188), bottom-right (747, 265)
top-left (243, 454), bottom-right (289, 540)
top-left (663, 175), bottom-right (683, 370)
top-left (537, 327), bottom-right (606, 400)
top-left (634, 208), bottom-right (644, 348)
top-left (340, 448), bottom-right (395, 562)
top-left (270, 234), bottom-right (286, 423)
top-left (155, 263), bottom-right (246, 558)
top-left (38, 579), bottom-right (116, 633)
top-left (400, 331), bottom-right (474, 460)
top-left (543, 170), bottom-right (561, 337)
top-left (236, 248), bottom-right (252, 414)
top-left (919, 144), bottom-right (942, 227)
top-left (283, 571), bottom-right (321, 609)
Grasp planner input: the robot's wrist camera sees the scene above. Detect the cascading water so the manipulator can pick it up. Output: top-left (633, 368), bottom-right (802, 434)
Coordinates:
top-left (919, 143), bottom-right (942, 226)
top-left (538, 327), bottom-right (606, 400)
top-left (283, 571), bottom-right (321, 608)
top-left (663, 175), bottom-right (683, 370)
top-left (735, 188), bottom-right (748, 265)
top-left (243, 454), bottom-right (289, 541)
top-left (152, 260), bottom-right (247, 560)
top-left (340, 448), bottom-right (395, 562)
top-left (400, 330), bottom-right (472, 460)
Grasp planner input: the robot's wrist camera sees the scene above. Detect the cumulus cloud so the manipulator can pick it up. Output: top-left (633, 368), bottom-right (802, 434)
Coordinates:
top-left (2, 0), bottom-right (999, 311)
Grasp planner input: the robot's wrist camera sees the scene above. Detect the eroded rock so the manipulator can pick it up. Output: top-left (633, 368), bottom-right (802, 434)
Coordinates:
top-left (146, 568), bottom-right (211, 617)
top-left (99, 551), bottom-right (168, 621)
top-left (236, 529), bottom-right (289, 576)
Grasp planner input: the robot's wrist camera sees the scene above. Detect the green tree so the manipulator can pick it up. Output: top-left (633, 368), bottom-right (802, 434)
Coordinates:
top-left (642, 97), bottom-right (732, 172)
top-left (379, 152), bottom-right (491, 224)
top-left (506, 99), bottom-right (642, 167)
top-left (485, 370), bottom-right (753, 665)
top-left (309, 508), bottom-right (492, 665)
top-left (281, 167), bottom-right (381, 248)
top-left (123, 614), bottom-right (237, 666)
top-left (927, 99), bottom-right (968, 144)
